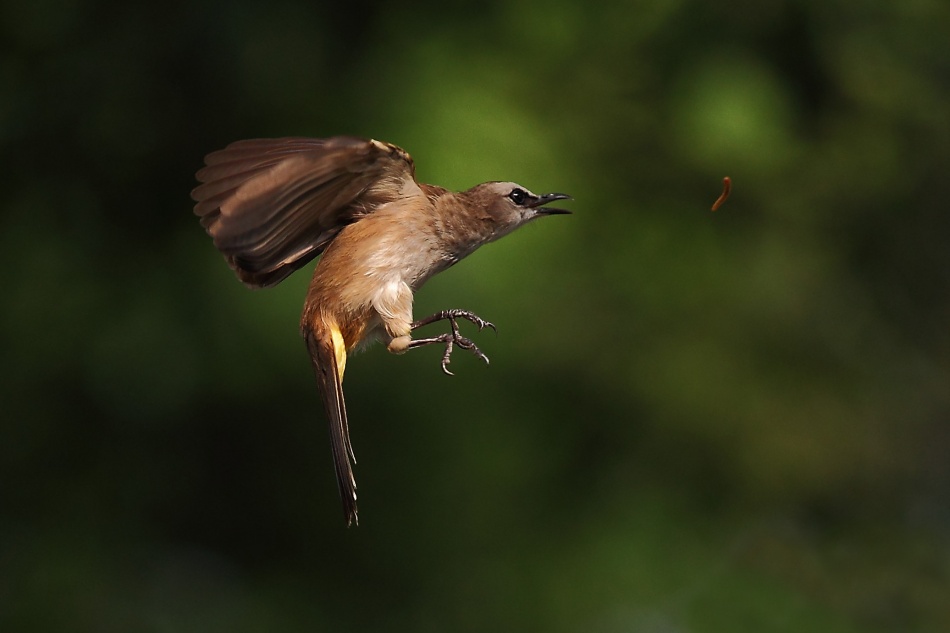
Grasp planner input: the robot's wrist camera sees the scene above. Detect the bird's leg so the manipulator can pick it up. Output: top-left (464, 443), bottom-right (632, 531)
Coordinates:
top-left (407, 309), bottom-right (496, 375)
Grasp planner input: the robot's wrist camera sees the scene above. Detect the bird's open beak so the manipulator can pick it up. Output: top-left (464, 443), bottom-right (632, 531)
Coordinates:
top-left (530, 192), bottom-right (572, 215)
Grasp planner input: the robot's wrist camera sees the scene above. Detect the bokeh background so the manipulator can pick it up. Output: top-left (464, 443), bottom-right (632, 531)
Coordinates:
top-left (3, 1), bottom-right (949, 631)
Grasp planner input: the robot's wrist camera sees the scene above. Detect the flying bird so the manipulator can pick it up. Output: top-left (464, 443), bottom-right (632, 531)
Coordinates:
top-left (191, 136), bottom-right (571, 525)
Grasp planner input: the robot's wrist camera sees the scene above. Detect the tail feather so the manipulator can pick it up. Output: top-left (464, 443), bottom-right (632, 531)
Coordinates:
top-left (304, 325), bottom-right (358, 526)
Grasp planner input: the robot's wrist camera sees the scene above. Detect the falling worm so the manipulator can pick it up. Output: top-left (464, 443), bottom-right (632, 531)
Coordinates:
top-left (711, 177), bottom-right (731, 211)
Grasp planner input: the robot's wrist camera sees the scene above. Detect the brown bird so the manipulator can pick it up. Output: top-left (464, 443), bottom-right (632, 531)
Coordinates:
top-left (191, 136), bottom-right (571, 526)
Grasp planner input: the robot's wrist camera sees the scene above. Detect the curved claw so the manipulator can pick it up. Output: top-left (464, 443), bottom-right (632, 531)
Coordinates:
top-left (464, 314), bottom-right (496, 334)
top-left (453, 336), bottom-right (490, 365)
top-left (440, 339), bottom-right (455, 376)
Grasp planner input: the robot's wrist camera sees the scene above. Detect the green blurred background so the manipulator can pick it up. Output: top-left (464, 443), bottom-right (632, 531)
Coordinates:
top-left (2, 0), bottom-right (949, 631)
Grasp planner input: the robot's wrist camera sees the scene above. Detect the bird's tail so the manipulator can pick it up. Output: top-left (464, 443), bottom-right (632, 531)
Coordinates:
top-left (304, 322), bottom-right (358, 526)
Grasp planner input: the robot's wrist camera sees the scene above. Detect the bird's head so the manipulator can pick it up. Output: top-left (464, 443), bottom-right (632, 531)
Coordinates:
top-left (466, 181), bottom-right (572, 242)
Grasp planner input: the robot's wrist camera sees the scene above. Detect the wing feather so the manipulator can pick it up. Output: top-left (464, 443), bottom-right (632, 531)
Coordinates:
top-left (192, 136), bottom-right (419, 288)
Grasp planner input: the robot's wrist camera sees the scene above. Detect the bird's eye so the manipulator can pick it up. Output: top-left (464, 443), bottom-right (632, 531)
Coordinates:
top-left (508, 188), bottom-right (527, 205)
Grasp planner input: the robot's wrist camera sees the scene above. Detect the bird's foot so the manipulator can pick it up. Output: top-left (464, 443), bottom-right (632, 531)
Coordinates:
top-left (411, 309), bottom-right (496, 334)
top-left (408, 309), bottom-right (495, 375)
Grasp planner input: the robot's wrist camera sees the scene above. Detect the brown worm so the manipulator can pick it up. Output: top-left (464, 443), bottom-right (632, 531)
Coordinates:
top-left (712, 176), bottom-right (731, 211)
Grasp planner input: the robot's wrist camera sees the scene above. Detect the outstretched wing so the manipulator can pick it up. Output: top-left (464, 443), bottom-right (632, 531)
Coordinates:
top-left (191, 136), bottom-right (419, 288)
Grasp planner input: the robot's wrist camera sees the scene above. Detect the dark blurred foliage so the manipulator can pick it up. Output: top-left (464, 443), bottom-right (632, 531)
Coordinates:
top-left (2, 0), bottom-right (949, 631)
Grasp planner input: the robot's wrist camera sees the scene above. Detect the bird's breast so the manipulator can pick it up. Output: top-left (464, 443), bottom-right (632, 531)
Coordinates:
top-left (304, 207), bottom-right (447, 344)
